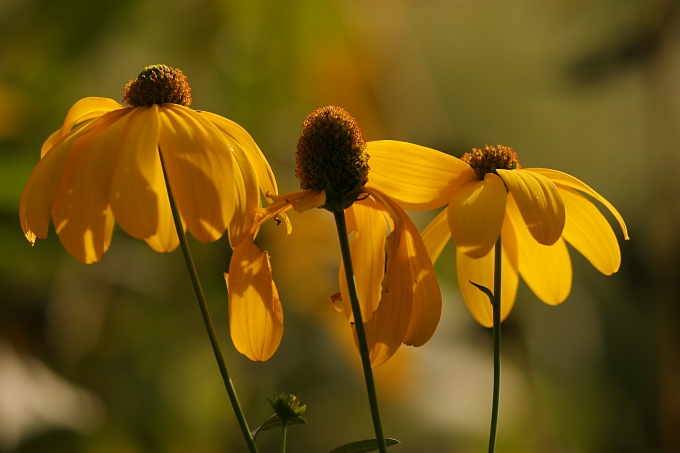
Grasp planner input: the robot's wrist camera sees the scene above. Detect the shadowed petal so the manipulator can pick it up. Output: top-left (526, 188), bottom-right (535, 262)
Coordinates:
top-left (560, 186), bottom-right (621, 275)
top-left (448, 173), bottom-right (507, 259)
top-left (227, 134), bottom-right (260, 248)
top-left (366, 140), bottom-right (477, 211)
top-left (225, 239), bottom-right (283, 362)
top-left (528, 168), bottom-right (629, 240)
top-left (51, 109), bottom-right (131, 263)
top-left (421, 208), bottom-right (451, 264)
top-left (456, 214), bottom-right (518, 327)
top-left (507, 195), bottom-right (572, 305)
top-left (497, 169), bottom-right (565, 246)
top-left (41, 98), bottom-right (126, 157)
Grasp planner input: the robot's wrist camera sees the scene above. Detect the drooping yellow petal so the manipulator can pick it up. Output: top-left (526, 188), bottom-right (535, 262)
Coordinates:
top-left (559, 186), bottom-right (621, 275)
top-left (227, 133), bottom-right (260, 248)
top-left (506, 195), bottom-right (572, 305)
top-left (366, 140), bottom-right (478, 211)
top-left (158, 105), bottom-right (241, 243)
top-left (20, 115), bottom-right (108, 244)
top-left (225, 238), bottom-right (283, 362)
top-left (528, 168), bottom-right (629, 240)
top-left (447, 173), bottom-right (507, 259)
top-left (110, 106), bottom-right (161, 241)
top-left (338, 199), bottom-right (387, 323)
top-left (51, 109), bottom-right (131, 263)
top-left (199, 111), bottom-right (278, 198)
top-left (497, 168), bottom-right (565, 246)
top-left (42, 97), bottom-right (125, 157)
top-left (456, 214), bottom-right (519, 327)
top-left (421, 208), bottom-right (451, 264)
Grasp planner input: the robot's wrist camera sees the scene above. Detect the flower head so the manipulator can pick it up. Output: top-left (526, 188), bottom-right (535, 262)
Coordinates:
top-left (225, 107), bottom-right (442, 367)
top-left (20, 65), bottom-right (277, 263)
top-left (365, 141), bottom-right (629, 326)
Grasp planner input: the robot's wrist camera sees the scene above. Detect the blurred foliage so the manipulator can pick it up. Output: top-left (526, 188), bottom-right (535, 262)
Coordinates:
top-left (1, 0), bottom-right (679, 452)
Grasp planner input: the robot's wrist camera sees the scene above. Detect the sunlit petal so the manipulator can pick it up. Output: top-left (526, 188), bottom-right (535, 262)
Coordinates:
top-left (456, 214), bottom-right (518, 327)
top-left (51, 109), bottom-right (131, 263)
top-left (110, 106), bottom-right (161, 240)
top-left (338, 199), bottom-right (387, 323)
top-left (158, 105), bottom-right (240, 243)
top-left (227, 135), bottom-right (260, 248)
top-left (41, 98), bottom-right (125, 157)
top-left (225, 239), bottom-right (283, 362)
top-left (507, 195), bottom-right (572, 305)
top-left (199, 111), bottom-right (278, 198)
top-left (559, 186), bottom-right (621, 275)
top-left (366, 140), bottom-right (478, 211)
top-left (497, 169), bottom-right (565, 246)
top-left (448, 174), bottom-right (506, 259)
top-left (528, 168), bottom-right (629, 240)
top-left (421, 209), bottom-right (451, 264)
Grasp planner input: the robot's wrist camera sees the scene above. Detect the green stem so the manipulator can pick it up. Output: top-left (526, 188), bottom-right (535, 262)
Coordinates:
top-left (159, 150), bottom-right (258, 453)
top-left (333, 210), bottom-right (387, 453)
top-left (281, 420), bottom-right (287, 453)
top-left (488, 236), bottom-right (502, 453)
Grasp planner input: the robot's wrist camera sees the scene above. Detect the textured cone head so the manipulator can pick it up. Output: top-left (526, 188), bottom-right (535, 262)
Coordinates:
top-left (123, 64), bottom-right (192, 107)
top-left (461, 144), bottom-right (521, 179)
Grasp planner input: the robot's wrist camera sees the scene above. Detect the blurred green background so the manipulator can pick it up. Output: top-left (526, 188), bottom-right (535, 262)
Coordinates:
top-left (1, 0), bottom-right (678, 452)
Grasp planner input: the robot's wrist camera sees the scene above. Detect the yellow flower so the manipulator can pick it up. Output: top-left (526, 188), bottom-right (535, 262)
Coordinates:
top-left (225, 106), bottom-right (442, 367)
top-left (20, 65), bottom-right (277, 264)
top-left (366, 143), bottom-right (629, 327)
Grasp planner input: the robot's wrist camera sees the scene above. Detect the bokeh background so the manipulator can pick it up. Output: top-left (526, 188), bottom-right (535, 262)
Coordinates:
top-left (1, 0), bottom-right (678, 452)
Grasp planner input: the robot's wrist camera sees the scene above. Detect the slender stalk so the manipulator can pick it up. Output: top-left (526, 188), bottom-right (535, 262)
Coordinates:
top-left (280, 420), bottom-right (287, 453)
top-left (333, 210), bottom-right (387, 453)
top-left (488, 236), bottom-right (503, 453)
top-left (159, 150), bottom-right (258, 453)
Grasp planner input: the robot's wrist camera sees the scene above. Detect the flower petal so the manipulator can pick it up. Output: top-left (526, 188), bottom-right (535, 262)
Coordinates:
top-left (158, 105), bottom-right (242, 243)
top-left (225, 238), bottom-right (283, 362)
top-left (51, 109), bottom-right (131, 263)
top-left (447, 173), bottom-right (507, 259)
top-left (338, 198), bottom-right (387, 323)
top-left (421, 208), bottom-right (451, 264)
top-left (497, 168), bottom-right (565, 246)
top-left (506, 195), bottom-right (572, 305)
top-left (199, 111), bottom-right (278, 198)
top-left (527, 168), bottom-right (629, 240)
top-left (110, 106), bottom-right (162, 241)
top-left (42, 97), bottom-right (125, 157)
top-left (366, 140), bottom-right (478, 211)
top-left (559, 186), bottom-right (621, 275)
top-left (227, 134), bottom-right (260, 248)
top-left (456, 214), bottom-right (519, 327)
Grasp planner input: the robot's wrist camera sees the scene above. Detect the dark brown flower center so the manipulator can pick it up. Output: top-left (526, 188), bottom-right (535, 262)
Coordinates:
top-left (295, 106), bottom-right (369, 202)
top-left (461, 144), bottom-right (521, 179)
top-left (123, 64), bottom-right (192, 107)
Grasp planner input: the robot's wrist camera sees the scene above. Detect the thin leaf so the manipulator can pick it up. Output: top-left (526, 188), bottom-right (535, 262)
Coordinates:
top-left (251, 414), bottom-right (307, 439)
top-left (469, 280), bottom-right (495, 306)
top-left (329, 438), bottom-right (400, 453)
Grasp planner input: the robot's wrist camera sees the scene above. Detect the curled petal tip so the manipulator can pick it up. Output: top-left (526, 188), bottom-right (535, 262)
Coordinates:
top-left (25, 230), bottom-right (36, 246)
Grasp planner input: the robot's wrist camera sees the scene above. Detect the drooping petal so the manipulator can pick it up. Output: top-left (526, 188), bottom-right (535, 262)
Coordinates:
top-left (42, 97), bottom-right (126, 157)
top-left (368, 188), bottom-right (442, 351)
top-left (447, 173), bottom-right (507, 259)
top-left (338, 198), bottom-right (387, 323)
top-left (559, 186), bottom-right (621, 275)
top-left (497, 168), bottom-right (565, 246)
top-left (421, 208), bottom-right (452, 264)
top-left (20, 115), bottom-right (108, 244)
top-left (199, 111), bottom-right (278, 198)
top-left (366, 140), bottom-right (478, 211)
top-left (110, 106), bottom-right (162, 241)
top-left (227, 134), bottom-right (260, 248)
top-left (225, 238), bottom-right (283, 362)
top-left (51, 109), bottom-right (131, 263)
top-left (527, 168), bottom-right (629, 240)
top-left (456, 214), bottom-right (519, 327)
top-left (158, 105), bottom-right (242, 243)
top-left (506, 195), bottom-right (572, 305)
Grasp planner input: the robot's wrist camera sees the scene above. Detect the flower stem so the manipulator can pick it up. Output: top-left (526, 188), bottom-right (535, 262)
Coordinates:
top-left (159, 150), bottom-right (258, 453)
top-left (333, 209), bottom-right (387, 453)
top-left (281, 420), bottom-right (287, 453)
top-left (488, 236), bottom-right (502, 453)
